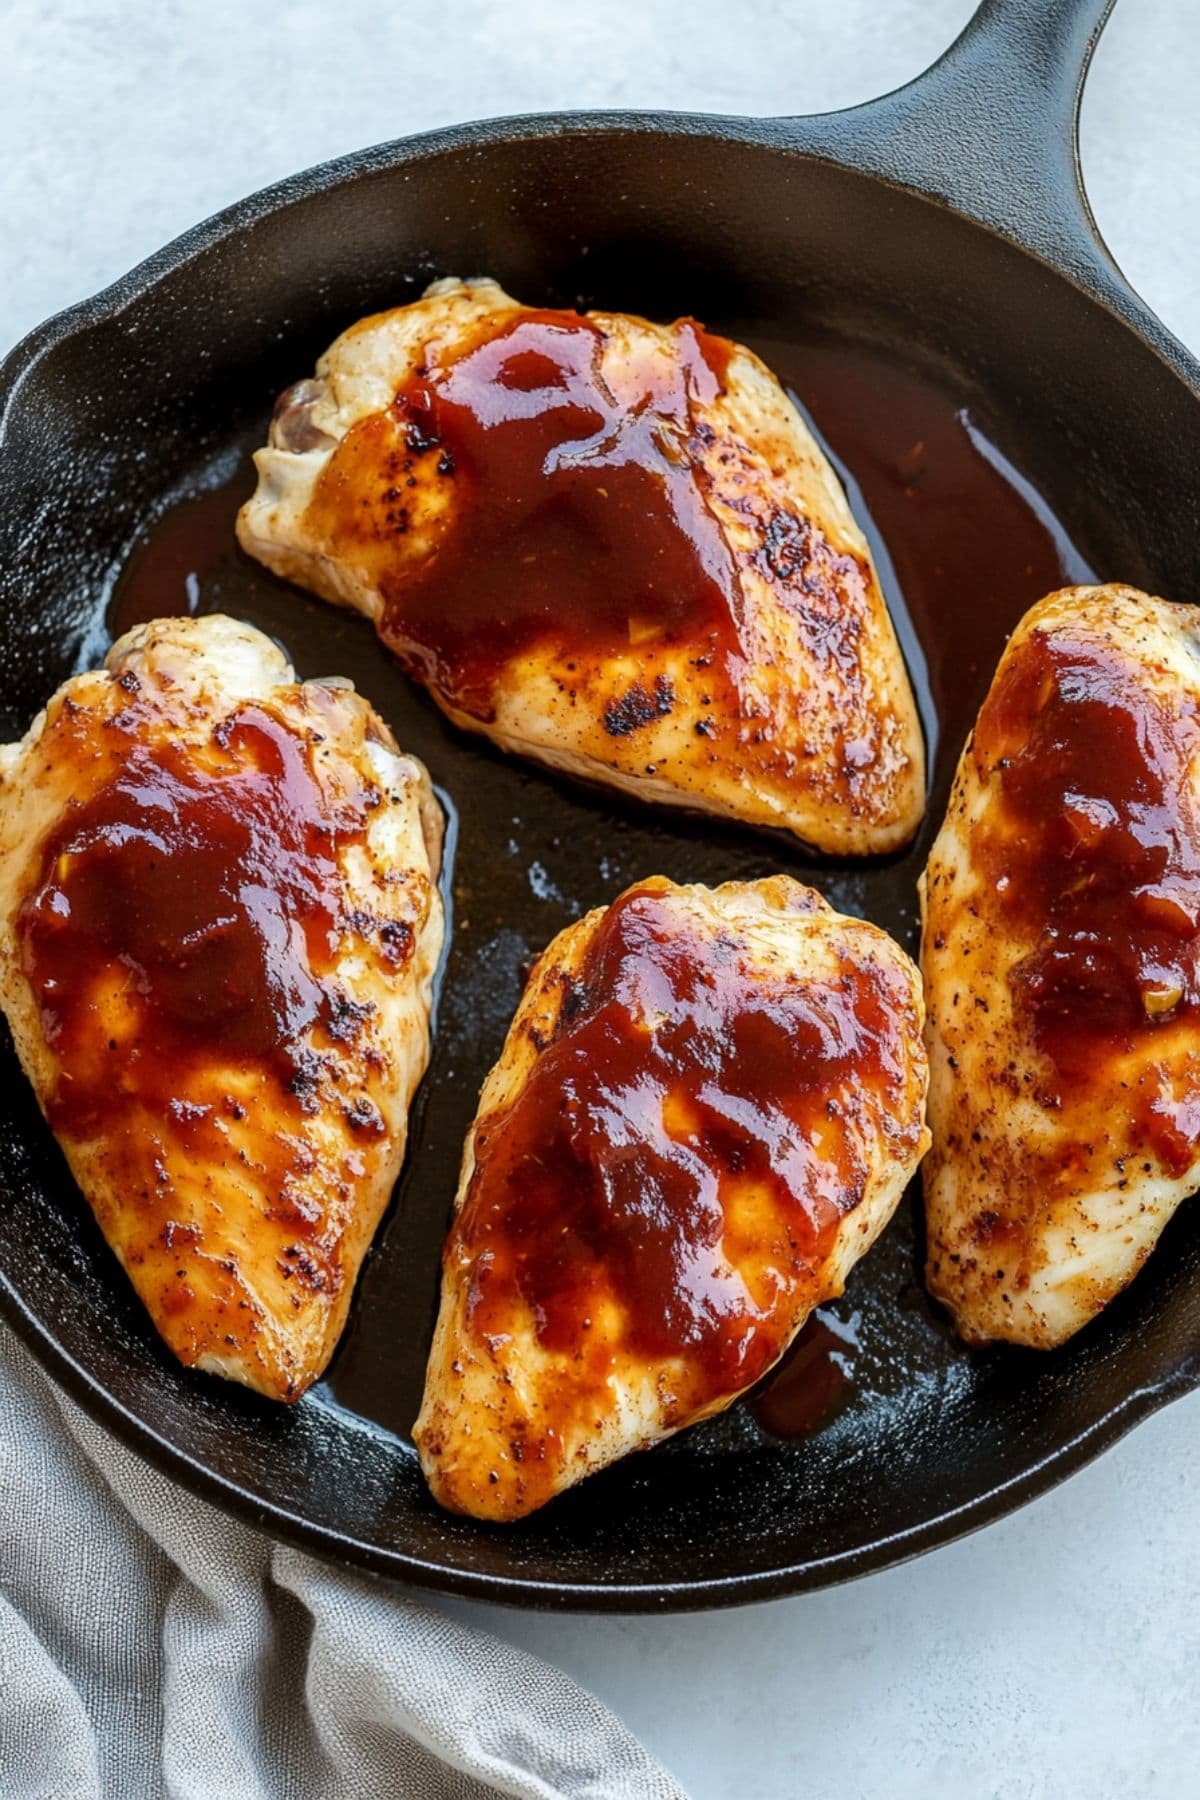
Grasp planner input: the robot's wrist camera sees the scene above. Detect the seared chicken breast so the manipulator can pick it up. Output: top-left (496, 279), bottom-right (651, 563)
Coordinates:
top-left (414, 875), bottom-right (929, 1521)
top-left (922, 584), bottom-right (1200, 1348)
top-left (0, 615), bottom-right (443, 1399)
top-left (238, 277), bottom-right (924, 854)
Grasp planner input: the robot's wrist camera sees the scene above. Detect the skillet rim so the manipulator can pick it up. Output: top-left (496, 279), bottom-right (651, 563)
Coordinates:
top-left (3, 106), bottom-right (1200, 1611)
top-left (2, 103), bottom-right (1199, 430)
top-left (4, 1270), bottom-right (1197, 1610)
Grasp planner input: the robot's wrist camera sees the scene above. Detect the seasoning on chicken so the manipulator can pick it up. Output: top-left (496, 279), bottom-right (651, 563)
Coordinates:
top-left (238, 277), bottom-right (925, 854)
top-left (0, 615), bottom-right (443, 1399)
top-left (922, 583), bottom-right (1200, 1347)
top-left (414, 875), bottom-right (929, 1520)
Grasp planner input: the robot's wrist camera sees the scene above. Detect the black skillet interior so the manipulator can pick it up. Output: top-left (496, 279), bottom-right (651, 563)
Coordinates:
top-left (2, 0), bottom-right (1200, 1608)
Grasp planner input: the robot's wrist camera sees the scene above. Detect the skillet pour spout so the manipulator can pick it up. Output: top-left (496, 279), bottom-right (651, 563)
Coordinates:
top-left (1, 0), bottom-right (1199, 1610)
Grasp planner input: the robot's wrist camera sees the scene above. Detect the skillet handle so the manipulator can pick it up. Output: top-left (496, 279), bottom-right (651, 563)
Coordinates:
top-left (783, 0), bottom-right (1117, 282)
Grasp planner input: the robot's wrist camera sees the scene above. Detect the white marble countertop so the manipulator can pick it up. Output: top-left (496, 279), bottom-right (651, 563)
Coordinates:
top-left (4, 1), bottom-right (1198, 1794)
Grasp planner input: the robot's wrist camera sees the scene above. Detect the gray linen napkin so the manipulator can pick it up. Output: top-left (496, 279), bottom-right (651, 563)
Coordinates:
top-left (0, 1325), bottom-right (685, 1800)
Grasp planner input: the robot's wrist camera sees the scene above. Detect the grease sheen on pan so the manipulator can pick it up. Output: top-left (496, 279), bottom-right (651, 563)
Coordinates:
top-left (415, 875), bottom-right (929, 1521)
top-left (922, 584), bottom-right (1200, 1348)
top-left (238, 276), bottom-right (925, 854)
top-left (0, 615), bottom-right (444, 1400)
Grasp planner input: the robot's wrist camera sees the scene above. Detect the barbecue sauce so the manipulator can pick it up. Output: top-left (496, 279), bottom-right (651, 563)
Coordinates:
top-left (306, 310), bottom-right (745, 718)
top-left (18, 697), bottom-right (371, 1142)
top-left (774, 338), bottom-right (1096, 770)
top-left (111, 483), bottom-right (239, 628)
top-left (112, 329), bottom-right (1094, 792)
top-left (973, 622), bottom-right (1200, 1171)
top-left (104, 325), bottom-right (1098, 1439)
top-left (747, 1307), bottom-right (860, 1439)
top-left (453, 882), bottom-right (921, 1399)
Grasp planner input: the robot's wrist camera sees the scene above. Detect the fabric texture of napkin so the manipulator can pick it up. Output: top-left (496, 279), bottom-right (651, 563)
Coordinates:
top-left (0, 1325), bottom-right (685, 1800)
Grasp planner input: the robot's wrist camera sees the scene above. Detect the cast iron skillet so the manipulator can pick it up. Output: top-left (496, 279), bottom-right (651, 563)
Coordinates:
top-left (1, 0), bottom-right (1199, 1611)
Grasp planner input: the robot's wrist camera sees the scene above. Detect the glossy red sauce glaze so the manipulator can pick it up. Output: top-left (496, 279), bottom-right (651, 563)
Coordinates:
top-left (772, 338), bottom-right (1096, 766)
top-left (314, 310), bottom-right (743, 717)
top-left (747, 1307), bottom-right (860, 1439)
top-left (98, 331), bottom-right (1099, 1437)
top-left (18, 700), bottom-right (371, 1140)
top-left (454, 885), bottom-right (907, 1396)
top-left (976, 626), bottom-right (1200, 1165)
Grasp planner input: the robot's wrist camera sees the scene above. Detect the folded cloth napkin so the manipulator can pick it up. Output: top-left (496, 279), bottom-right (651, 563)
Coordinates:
top-left (0, 1326), bottom-right (685, 1800)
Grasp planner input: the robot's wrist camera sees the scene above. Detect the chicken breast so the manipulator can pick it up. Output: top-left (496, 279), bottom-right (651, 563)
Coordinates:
top-left (922, 583), bottom-right (1200, 1348)
top-left (0, 614), bottom-right (443, 1399)
top-left (414, 875), bottom-right (929, 1520)
top-left (237, 277), bottom-right (924, 854)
